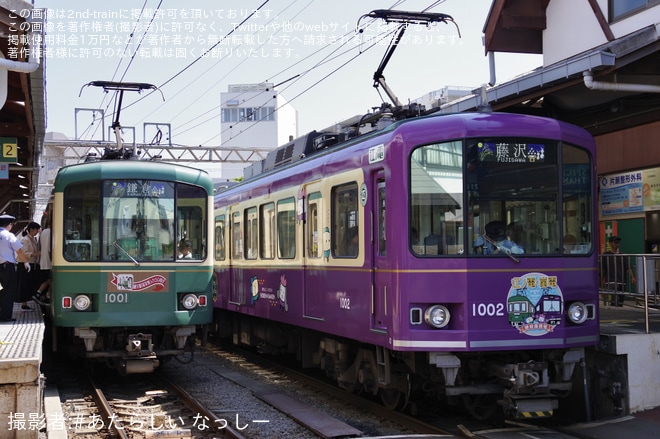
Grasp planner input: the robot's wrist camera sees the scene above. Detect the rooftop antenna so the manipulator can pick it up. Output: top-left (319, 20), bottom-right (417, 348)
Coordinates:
top-left (79, 81), bottom-right (164, 159)
top-left (358, 10), bottom-right (460, 108)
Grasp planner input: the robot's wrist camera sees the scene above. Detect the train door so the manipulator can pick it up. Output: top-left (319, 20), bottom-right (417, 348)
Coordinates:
top-left (372, 171), bottom-right (388, 331)
top-left (229, 209), bottom-right (243, 305)
top-left (302, 181), bottom-right (325, 319)
top-left (214, 213), bottom-right (227, 302)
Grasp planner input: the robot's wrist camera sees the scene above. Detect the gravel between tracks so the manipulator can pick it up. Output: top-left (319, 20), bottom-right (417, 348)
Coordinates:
top-left (159, 346), bottom-right (411, 438)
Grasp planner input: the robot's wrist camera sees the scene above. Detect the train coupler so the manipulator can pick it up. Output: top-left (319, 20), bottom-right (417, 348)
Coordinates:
top-left (126, 333), bottom-right (155, 356)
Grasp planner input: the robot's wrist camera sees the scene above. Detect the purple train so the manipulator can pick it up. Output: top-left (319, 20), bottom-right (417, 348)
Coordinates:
top-left (212, 111), bottom-right (599, 419)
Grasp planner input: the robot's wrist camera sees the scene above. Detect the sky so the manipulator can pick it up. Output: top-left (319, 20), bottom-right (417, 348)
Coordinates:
top-left (33, 0), bottom-right (542, 148)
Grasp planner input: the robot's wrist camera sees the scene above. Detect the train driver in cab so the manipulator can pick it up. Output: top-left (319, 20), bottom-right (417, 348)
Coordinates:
top-left (178, 240), bottom-right (193, 259)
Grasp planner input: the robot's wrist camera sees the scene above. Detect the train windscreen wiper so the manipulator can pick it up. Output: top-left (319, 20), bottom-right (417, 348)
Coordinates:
top-left (113, 240), bottom-right (140, 266)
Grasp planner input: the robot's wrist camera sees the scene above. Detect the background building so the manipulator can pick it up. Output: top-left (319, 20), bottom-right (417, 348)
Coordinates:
top-left (219, 83), bottom-right (297, 180)
top-left (442, 0), bottom-right (660, 254)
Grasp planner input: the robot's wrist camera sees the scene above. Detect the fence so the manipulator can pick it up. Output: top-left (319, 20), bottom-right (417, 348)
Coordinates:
top-left (599, 253), bottom-right (660, 333)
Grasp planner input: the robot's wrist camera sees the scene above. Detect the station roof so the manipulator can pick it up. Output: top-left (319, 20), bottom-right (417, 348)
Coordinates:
top-left (0, 1), bottom-right (45, 222)
top-left (461, 0), bottom-right (660, 136)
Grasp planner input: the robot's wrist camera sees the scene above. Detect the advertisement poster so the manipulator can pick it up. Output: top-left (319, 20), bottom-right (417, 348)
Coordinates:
top-left (643, 168), bottom-right (660, 211)
top-left (600, 171), bottom-right (643, 216)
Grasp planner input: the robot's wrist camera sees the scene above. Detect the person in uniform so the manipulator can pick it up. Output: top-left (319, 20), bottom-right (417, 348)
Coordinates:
top-left (0, 214), bottom-right (31, 322)
top-left (178, 240), bottom-right (193, 259)
top-left (601, 236), bottom-right (637, 306)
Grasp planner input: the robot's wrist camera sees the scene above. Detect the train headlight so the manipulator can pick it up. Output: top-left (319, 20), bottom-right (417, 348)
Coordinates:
top-left (73, 294), bottom-right (92, 311)
top-left (181, 293), bottom-right (199, 310)
top-left (424, 305), bottom-right (451, 329)
top-left (567, 302), bottom-right (588, 324)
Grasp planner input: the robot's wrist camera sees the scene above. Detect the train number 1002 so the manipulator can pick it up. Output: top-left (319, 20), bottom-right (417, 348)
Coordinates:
top-left (105, 293), bottom-right (129, 304)
top-left (471, 302), bottom-right (505, 317)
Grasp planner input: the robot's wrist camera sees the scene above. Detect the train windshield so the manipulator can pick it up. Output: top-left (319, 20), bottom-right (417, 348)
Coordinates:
top-left (62, 179), bottom-right (208, 262)
top-left (410, 139), bottom-right (593, 257)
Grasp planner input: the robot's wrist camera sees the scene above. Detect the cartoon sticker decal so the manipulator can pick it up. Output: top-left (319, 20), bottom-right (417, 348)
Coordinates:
top-left (250, 275), bottom-right (259, 304)
top-left (323, 227), bottom-right (331, 261)
top-left (507, 272), bottom-right (563, 336)
top-left (246, 274), bottom-right (289, 312)
top-left (278, 274), bottom-right (288, 311)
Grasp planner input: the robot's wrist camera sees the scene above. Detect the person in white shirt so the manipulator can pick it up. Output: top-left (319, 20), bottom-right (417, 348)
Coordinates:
top-left (0, 214), bottom-right (31, 321)
top-left (178, 240), bottom-right (193, 259)
top-left (33, 216), bottom-right (52, 306)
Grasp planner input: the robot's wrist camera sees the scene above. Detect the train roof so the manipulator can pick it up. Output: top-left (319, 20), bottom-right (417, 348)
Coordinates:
top-left (235, 111), bottom-right (595, 186)
top-left (54, 159), bottom-right (214, 193)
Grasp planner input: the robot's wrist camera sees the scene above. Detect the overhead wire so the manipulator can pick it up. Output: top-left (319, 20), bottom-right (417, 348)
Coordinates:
top-left (124, 0), bottom-right (273, 112)
top-left (197, 26), bottom-right (401, 146)
top-left (79, 0), bottom-right (159, 143)
top-left (206, 1), bottom-right (449, 144)
top-left (179, 0), bottom-right (409, 145)
top-left (81, 0), bottom-right (450, 148)
top-left (192, 0), bottom-right (450, 145)
top-left (149, 0), bottom-right (311, 137)
top-left (177, 25), bottom-right (385, 141)
top-left (80, 0), bottom-right (273, 146)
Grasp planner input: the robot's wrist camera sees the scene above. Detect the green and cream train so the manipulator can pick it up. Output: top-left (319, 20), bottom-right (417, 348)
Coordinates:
top-left (48, 158), bottom-right (214, 374)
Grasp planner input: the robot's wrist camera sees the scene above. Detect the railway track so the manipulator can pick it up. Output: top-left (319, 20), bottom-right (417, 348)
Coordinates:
top-left (182, 342), bottom-right (459, 437)
top-left (46, 345), bottom-right (589, 439)
top-left (182, 342), bottom-right (594, 439)
top-left (53, 364), bottom-right (247, 438)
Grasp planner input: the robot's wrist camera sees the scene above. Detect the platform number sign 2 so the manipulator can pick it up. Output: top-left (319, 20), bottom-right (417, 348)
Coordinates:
top-left (1, 137), bottom-right (18, 163)
top-left (0, 138), bottom-right (17, 179)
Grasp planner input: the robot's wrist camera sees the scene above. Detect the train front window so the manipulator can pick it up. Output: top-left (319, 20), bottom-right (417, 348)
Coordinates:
top-left (410, 141), bottom-right (464, 256)
top-left (63, 182), bottom-right (101, 261)
top-left (466, 139), bottom-right (562, 256)
top-left (410, 138), bottom-right (593, 257)
top-left (562, 144), bottom-right (593, 254)
top-left (61, 179), bottom-right (207, 262)
top-left (102, 180), bottom-right (178, 261)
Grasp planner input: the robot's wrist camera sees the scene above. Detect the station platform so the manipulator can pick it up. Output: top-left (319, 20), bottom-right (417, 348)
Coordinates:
top-left (566, 405), bottom-right (660, 439)
top-left (0, 302), bottom-right (45, 439)
top-left (599, 300), bottom-right (660, 334)
top-left (597, 300), bottom-right (660, 415)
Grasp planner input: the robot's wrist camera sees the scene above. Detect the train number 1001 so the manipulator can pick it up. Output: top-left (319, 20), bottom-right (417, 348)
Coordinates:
top-left (471, 302), bottom-right (505, 317)
top-left (105, 293), bottom-right (129, 303)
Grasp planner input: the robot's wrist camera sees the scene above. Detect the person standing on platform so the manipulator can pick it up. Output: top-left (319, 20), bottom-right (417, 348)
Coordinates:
top-left (34, 216), bottom-right (51, 305)
top-left (16, 222), bottom-right (41, 310)
top-left (0, 214), bottom-right (31, 322)
top-left (601, 236), bottom-right (637, 306)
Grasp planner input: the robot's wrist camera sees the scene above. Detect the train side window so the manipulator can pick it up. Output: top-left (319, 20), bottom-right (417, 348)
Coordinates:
top-left (306, 192), bottom-right (322, 258)
top-left (260, 203), bottom-right (275, 259)
top-left (410, 141), bottom-right (463, 257)
top-left (215, 215), bottom-right (225, 261)
top-left (277, 197), bottom-right (296, 259)
top-left (245, 207), bottom-right (258, 260)
top-left (562, 144), bottom-right (593, 255)
top-left (232, 211), bottom-right (242, 261)
top-left (176, 183), bottom-right (207, 260)
top-left (63, 182), bottom-right (101, 261)
top-left (332, 183), bottom-right (359, 258)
